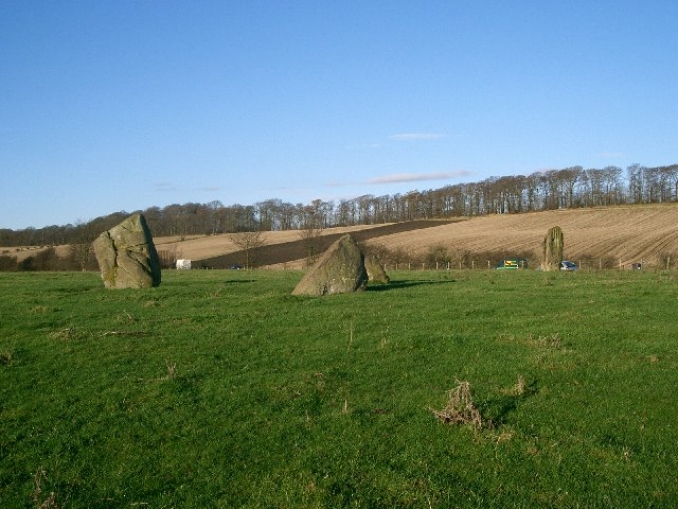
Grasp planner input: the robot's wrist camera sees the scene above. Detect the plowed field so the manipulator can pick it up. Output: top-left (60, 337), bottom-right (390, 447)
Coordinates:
top-left (364, 204), bottom-right (678, 268)
top-left (6, 204), bottom-right (678, 269)
top-left (154, 204), bottom-right (678, 269)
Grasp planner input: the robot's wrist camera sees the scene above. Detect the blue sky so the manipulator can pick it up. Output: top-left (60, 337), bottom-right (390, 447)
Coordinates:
top-left (2, 1), bottom-right (677, 230)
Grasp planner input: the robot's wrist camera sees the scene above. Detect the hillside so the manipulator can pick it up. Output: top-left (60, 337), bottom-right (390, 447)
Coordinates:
top-left (363, 204), bottom-right (678, 268)
top-left (154, 204), bottom-right (678, 269)
top-left (5, 204), bottom-right (678, 269)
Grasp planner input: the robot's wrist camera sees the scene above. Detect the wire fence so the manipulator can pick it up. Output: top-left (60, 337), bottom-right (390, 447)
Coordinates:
top-left (384, 256), bottom-right (677, 272)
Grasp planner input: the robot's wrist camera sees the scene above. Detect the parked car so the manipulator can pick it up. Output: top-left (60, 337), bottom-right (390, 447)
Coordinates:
top-left (496, 259), bottom-right (528, 270)
top-left (229, 264), bottom-right (244, 270)
top-left (560, 261), bottom-right (577, 271)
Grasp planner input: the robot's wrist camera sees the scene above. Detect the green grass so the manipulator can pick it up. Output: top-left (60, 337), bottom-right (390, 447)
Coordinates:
top-left (2, 269), bottom-right (678, 508)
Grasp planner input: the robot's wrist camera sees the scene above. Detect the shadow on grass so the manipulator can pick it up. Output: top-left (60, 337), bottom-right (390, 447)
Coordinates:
top-left (366, 279), bottom-right (457, 292)
top-left (479, 379), bottom-right (539, 427)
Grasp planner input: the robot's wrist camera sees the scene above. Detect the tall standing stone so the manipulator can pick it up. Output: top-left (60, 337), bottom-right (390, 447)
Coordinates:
top-left (92, 214), bottom-right (161, 289)
top-left (292, 234), bottom-right (368, 296)
top-left (541, 225), bottom-right (564, 272)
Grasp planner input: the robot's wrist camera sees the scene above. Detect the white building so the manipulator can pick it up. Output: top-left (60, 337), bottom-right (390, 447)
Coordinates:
top-left (176, 259), bottom-right (192, 270)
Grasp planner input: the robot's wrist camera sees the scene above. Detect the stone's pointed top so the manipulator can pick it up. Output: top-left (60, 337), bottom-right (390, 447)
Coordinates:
top-left (365, 254), bottom-right (390, 284)
top-left (292, 234), bottom-right (368, 296)
top-left (92, 214), bottom-right (161, 289)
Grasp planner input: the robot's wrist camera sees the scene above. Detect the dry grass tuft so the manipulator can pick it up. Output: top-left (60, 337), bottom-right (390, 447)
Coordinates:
top-left (543, 333), bottom-right (562, 349)
top-left (165, 359), bottom-right (177, 379)
top-left (430, 380), bottom-right (484, 429)
top-left (529, 332), bottom-right (562, 349)
top-left (513, 375), bottom-right (526, 396)
top-left (498, 375), bottom-right (528, 397)
top-left (100, 330), bottom-right (147, 338)
top-left (116, 310), bottom-right (136, 324)
top-left (32, 468), bottom-right (59, 509)
top-left (49, 327), bottom-right (76, 341)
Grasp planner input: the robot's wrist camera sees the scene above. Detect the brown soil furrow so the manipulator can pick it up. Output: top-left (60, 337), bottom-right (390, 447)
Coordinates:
top-left (198, 220), bottom-right (455, 268)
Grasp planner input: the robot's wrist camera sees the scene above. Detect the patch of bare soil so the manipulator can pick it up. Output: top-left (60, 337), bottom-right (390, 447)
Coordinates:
top-left (152, 225), bottom-right (381, 261)
top-left (197, 220), bottom-right (455, 268)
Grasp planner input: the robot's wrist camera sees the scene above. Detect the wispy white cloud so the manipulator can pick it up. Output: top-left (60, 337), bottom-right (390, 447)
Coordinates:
top-left (367, 170), bottom-right (470, 185)
top-left (325, 170), bottom-right (469, 189)
top-left (389, 133), bottom-right (447, 141)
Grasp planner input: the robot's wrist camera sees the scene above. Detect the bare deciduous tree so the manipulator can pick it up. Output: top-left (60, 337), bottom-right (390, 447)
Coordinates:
top-left (229, 231), bottom-right (267, 269)
top-left (71, 220), bottom-right (98, 271)
top-left (299, 224), bottom-right (323, 267)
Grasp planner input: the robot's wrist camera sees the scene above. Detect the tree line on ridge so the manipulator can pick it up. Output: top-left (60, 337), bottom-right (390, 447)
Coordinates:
top-left (1, 163), bottom-right (677, 249)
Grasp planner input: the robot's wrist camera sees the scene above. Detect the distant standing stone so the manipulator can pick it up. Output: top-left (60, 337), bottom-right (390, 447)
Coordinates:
top-left (92, 213), bottom-right (161, 289)
top-left (541, 225), bottom-right (564, 272)
top-left (365, 254), bottom-right (390, 284)
top-left (292, 234), bottom-right (368, 296)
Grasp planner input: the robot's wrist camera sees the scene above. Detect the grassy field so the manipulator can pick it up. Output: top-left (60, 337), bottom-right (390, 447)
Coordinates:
top-left (1, 268), bottom-right (678, 508)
